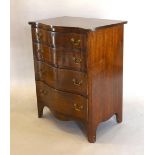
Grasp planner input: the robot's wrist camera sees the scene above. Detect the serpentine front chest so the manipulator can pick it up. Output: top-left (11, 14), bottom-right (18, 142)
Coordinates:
top-left (29, 16), bottom-right (127, 143)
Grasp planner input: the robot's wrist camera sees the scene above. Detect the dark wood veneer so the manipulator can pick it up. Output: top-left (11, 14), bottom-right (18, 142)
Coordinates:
top-left (29, 16), bottom-right (127, 143)
top-left (87, 24), bottom-right (124, 142)
top-left (36, 81), bottom-right (88, 121)
top-left (35, 61), bottom-right (87, 96)
top-left (33, 42), bottom-right (86, 71)
top-left (32, 28), bottom-right (87, 49)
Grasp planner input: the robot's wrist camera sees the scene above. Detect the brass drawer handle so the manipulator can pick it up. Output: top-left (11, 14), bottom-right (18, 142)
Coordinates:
top-left (37, 48), bottom-right (44, 53)
top-left (36, 32), bottom-right (42, 39)
top-left (72, 78), bottom-right (82, 86)
top-left (72, 57), bottom-right (82, 64)
top-left (40, 55), bottom-right (44, 61)
top-left (70, 38), bottom-right (81, 46)
top-left (39, 69), bottom-right (46, 75)
top-left (73, 103), bottom-right (83, 111)
top-left (37, 53), bottom-right (44, 61)
top-left (39, 89), bottom-right (48, 95)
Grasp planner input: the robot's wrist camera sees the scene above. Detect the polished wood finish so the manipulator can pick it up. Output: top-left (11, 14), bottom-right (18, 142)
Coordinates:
top-left (33, 43), bottom-right (56, 65)
top-left (29, 16), bottom-right (127, 31)
top-left (35, 61), bottom-right (87, 96)
top-left (57, 48), bottom-right (86, 71)
top-left (36, 81), bottom-right (88, 121)
top-left (32, 28), bottom-right (86, 49)
top-left (29, 16), bottom-right (127, 143)
top-left (33, 42), bottom-right (86, 71)
top-left (87, 24), bottom-right (124, 142)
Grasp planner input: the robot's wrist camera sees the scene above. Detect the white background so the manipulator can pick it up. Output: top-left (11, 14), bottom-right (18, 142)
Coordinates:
top-left (1, 0), bottom-right (155, 154)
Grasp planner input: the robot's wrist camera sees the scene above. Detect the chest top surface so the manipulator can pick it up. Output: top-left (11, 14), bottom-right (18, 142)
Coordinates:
top-left (29, 16), bottom-right (127, 31)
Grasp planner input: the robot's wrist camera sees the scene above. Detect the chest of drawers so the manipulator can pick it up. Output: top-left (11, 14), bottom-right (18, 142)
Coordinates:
top-left (29, 16), bottom-right (127, 143)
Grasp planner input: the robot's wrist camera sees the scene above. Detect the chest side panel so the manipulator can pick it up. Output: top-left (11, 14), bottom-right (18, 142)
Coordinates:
top-left (87, 24), bottom-right (124, 125)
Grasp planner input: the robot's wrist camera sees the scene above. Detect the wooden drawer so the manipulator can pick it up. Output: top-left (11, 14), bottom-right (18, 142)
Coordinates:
top-left (32, 28), bottom-right (52, 45)
top-left (33, 42), bottom-right (86, 71)
top-left (35, 61), bottom-right (57, 88)
top-left (33, 43), bottom-right (56, 65)
top-left (57, 48), bottom-right (86, 71)
top-left (57, 68), bottom-right (87, 96)
top-left (35, 61), bottom-right (87, 96)
top-left (36, 81), bottom-right (88, 121)
top-left (32, 28), bottom-right (86, 49)
top-left (53, 32), bottom-right (86, 49)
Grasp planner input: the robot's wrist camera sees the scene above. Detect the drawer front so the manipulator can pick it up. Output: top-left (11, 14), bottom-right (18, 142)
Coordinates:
top-left (57, 68), bottom-right (87, 96)
top-left (57, 48), bottom-right (86, 71)
top-left (33, 43), bottom-right (56, 65)
top-left (35, 61), bottom-right (87, 96)
top-left (32, 28), bottom-right (52, 45)
top-left (36, 81), bottom-right (88, 120)
top-left (32, 28), bottom-right (86, 49)
top-left (35, 61), bottom-right (57, 88)
top-left (33, 43), bottom-right (86, 71)
top-left (53, 32), bottom-right (86, 49)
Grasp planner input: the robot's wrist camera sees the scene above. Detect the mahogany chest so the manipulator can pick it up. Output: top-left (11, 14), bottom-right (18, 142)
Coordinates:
top-left (29, 16), bottom-right (127, 143)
